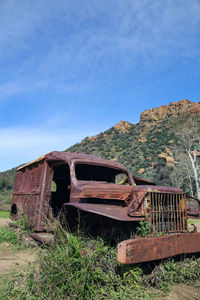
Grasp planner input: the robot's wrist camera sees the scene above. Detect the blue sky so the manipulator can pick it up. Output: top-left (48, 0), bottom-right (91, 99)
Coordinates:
top-left (1, 0), bottom-right (200, 171)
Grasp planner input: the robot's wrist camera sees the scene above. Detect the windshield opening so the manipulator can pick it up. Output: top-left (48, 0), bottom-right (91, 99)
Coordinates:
top-left (75, 163), bottom-right (130, 185)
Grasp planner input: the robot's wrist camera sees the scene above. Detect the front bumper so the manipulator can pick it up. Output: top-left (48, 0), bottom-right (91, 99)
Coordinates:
top-left (117, 232), bottom-right (200, 264)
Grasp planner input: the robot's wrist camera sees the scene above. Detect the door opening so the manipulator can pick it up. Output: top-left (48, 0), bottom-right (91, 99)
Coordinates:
top-left (50, 163), bottom-right (71, 216)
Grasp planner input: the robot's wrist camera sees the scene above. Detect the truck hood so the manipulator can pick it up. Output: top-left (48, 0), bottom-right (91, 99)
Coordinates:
top-left (131, 185), bottom-right (183, 193)
top-left (76, 183), bottom-right (183, 202)
top-left (70, 183), bottom-right (184, 221)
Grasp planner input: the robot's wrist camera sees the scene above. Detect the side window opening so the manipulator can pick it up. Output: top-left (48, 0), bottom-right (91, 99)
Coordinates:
top-left (51, 181), bottom-right (57, 192)
top-left (50, 163), bottom-right (71, 216)
top-left (115, 173), bottom-right (129, 185)
top-left (11, 203), bottom-right (17, 215)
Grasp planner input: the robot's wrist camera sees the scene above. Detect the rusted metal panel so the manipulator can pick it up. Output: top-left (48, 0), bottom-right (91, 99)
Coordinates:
top-left (187, 195), bottom-right (200, 217)
top-left (12, 160), bottom-right (45, 227)
top-left (133, 176), bottom-right (156, 186)
top-left (64, 203), bottom-right (144, 221)
top-left (17, 155), bottom-right (46, 171)
top-left (77, 183), bottom-right (132, 202)
top-left (30, 232), bottom-right (54, 244)
top-left (131, 185), bottom-right (183, 194)
top-left (34, 161), bottom-right (52, 231)
top-left (118, 232), bottom-right (200, 264)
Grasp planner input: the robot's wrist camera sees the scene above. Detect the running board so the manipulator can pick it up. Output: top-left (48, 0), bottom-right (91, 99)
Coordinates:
top-left (30, 232), bottom-right (54, 245)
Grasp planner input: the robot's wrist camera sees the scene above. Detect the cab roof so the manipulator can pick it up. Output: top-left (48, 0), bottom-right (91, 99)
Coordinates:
top-left (17, 151), bottom-right (128, 172)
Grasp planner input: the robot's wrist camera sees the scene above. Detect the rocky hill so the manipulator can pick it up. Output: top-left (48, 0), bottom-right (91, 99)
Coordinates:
top-left (1, 99), bottom-right (200, 208)
top-left (67, 99), bottom-right (200, 185)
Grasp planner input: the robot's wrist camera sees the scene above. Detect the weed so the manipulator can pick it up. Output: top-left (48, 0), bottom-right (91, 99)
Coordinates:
top-left (137, 220), bottom-right (152, 237)
top-left (154, 231), bottom-right (164, 237)
top-left (13, 212), bottom-right (33, 233)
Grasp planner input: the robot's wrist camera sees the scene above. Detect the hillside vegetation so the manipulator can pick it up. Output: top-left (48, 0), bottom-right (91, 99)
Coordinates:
top-left (0, 167), bottom-right (17, 210)
top-left (1, 99), bottom-right (200, 208)
top-left (67, 99), bottom-right (200, 188)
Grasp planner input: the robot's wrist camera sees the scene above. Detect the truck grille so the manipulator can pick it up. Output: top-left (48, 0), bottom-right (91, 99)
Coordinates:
top-left (150, 192), bottom-right (187, 233)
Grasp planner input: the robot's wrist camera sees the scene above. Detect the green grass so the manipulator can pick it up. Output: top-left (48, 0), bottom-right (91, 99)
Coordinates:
top-left (0, 226), bottom-right (18, 245)
top-left (0, 211), bottom-right (10, 218)
top-left (188, 218), bottom-right (200, 224)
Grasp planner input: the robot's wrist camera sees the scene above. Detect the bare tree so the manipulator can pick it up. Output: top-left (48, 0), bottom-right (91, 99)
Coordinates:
top-left (171, 117), bottom-right (200, 199)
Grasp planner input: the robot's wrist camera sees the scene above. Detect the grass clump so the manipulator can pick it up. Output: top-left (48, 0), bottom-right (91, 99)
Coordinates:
top-left (146, 257), bottom-right (200, 292)
top-left (23, 228), bottom-right (147, 299)
top-left (0, 226), bottom-right (18, 245)
top-left (0, 213), bottom-right (35, 249)
top-left (1, 225), bottom-right (148, 300)
top-left (0, 211), bottom-right (10, 218)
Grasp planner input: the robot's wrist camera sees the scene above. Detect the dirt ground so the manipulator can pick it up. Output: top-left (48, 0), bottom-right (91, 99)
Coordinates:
top-left (0, 218), bottom-right (10, 228)
top-left (164, 282), bottom-right (200, 300)
top-left (0, 243), bottom-right (37, 275)
top-left (0, 218), bottom-right (38, 275)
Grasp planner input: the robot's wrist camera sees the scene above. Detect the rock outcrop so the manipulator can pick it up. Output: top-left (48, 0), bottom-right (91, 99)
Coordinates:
top-left (158, 148), bottom-right (175, 167)
top-left (140, 99), bottom-right (200, 123)
top-left (114, 121), bottom-right (132, 133)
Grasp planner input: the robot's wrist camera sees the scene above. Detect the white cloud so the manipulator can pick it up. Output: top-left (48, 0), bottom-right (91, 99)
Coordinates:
top-left (0, 126), bottom-right (99, 171)
top-left (0, 1), bottom-right (200, 100)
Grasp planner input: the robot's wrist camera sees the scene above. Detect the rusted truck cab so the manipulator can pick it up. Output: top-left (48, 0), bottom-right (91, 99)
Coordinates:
top-left (11, 151), bottom-right (134, 229)
top-left (11, 151), bottom-right (200, 264)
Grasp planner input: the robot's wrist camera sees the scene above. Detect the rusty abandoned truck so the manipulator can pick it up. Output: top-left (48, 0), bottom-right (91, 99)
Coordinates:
top-left (11, 151), bottom-right (200, 264)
